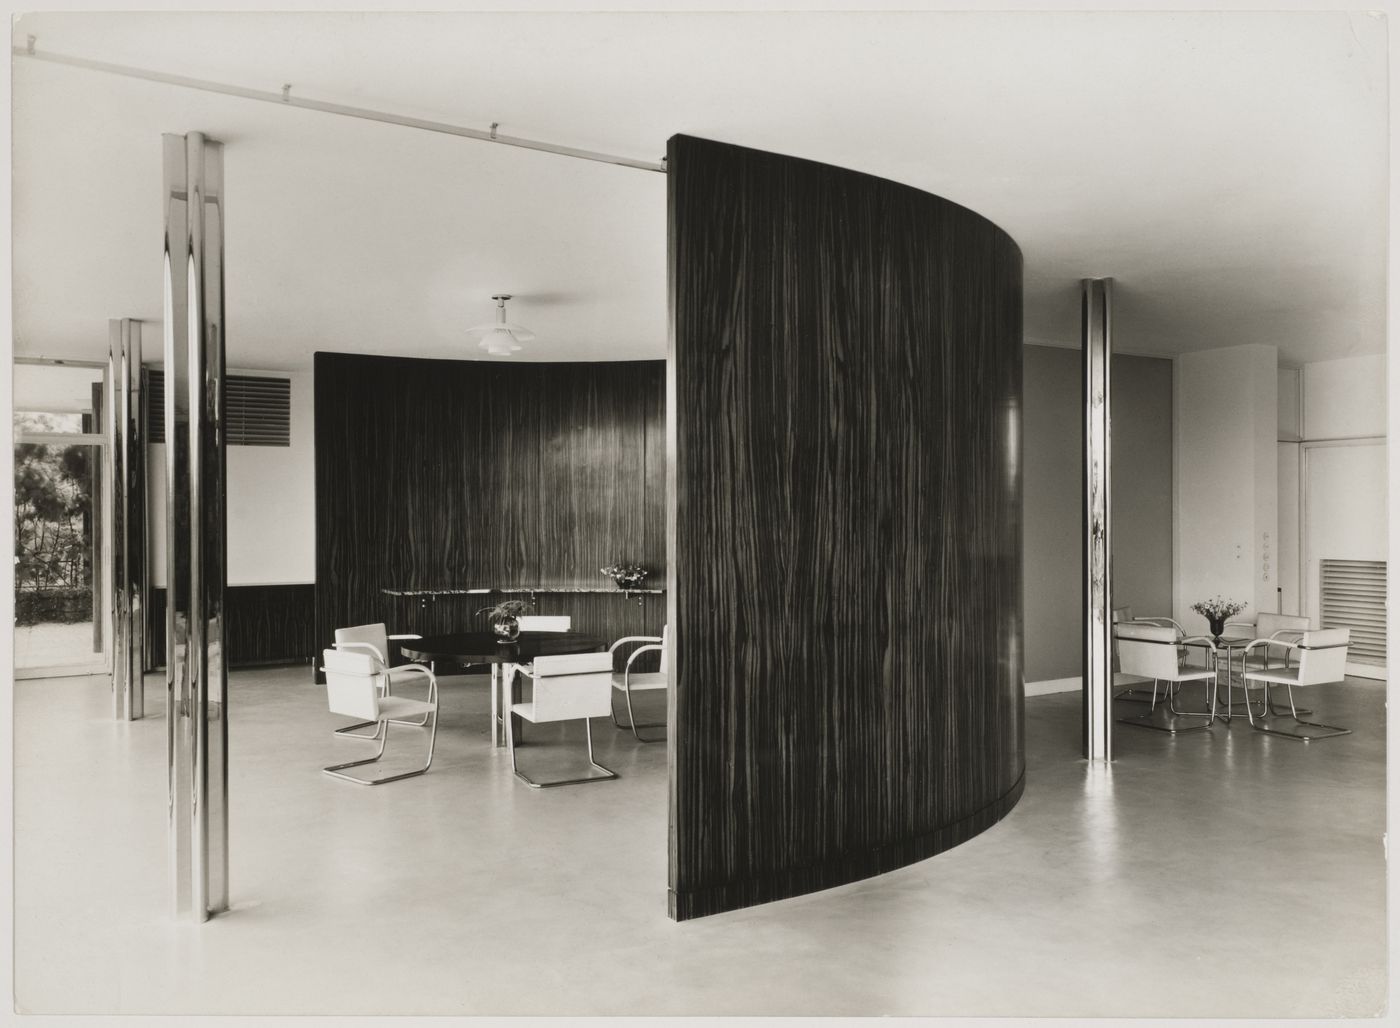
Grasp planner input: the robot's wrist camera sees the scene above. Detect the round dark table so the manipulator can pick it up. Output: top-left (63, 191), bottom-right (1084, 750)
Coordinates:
top-left (399, 631), bottom-right (604, 666)
top-left (399, 632), bottom-right (605, 747)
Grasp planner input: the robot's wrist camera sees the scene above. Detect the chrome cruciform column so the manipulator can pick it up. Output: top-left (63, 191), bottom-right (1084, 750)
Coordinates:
top-left (1082, 278), bottom-right (1114, 762)
top-left (164, 132), bottom-right (229, 921)
top-left (108, 318), bottom-right (146, 721)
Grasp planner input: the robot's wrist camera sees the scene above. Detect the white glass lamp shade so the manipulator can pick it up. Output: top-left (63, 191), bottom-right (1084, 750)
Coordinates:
top-left (467, 295), bottom-right (536, 356)
top-left (478, 328), bottom-right (524, 355)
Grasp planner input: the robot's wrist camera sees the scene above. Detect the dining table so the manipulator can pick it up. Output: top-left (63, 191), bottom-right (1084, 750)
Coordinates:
top-left (398, 631), bottom-right (606, 747)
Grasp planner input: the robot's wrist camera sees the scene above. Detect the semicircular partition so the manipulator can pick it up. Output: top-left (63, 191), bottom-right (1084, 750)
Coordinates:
top-left (667, 134), bottom-right (1024, 920)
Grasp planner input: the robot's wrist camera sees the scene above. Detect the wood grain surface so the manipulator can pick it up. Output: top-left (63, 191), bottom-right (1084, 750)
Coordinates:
top-left (667, 134), bottom-right (1025, 920)
top-left (313, 353), bottom-right (666, 662)
top-left (149, 584), bottom-right (314, 667)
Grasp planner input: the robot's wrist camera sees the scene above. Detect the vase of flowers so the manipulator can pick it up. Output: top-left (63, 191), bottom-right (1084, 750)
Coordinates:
top-left (601, 562), bottom-right (648, 591)
top-left (477, 599), bottom-right (533, 643)
top-left (1190, 596), bottom-right (1246, 641)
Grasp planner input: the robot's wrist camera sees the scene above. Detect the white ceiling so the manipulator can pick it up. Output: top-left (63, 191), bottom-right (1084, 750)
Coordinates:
top-left (10, 9), bottom-right (1389, 371)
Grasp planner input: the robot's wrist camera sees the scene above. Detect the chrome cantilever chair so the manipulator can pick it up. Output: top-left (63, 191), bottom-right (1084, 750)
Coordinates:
top-left (1223, 612), bottom-right (1312, 716)
top-left (506, 651), bottom-right (617, 787)
top-left (609, 625), bottom-right (669, 742)
top-left (331, 623), bottom-right (427, 737)
top-left (1115, 612), bottom-right (1192, 703)
top-left (320, 647), bottom-right (438, 785)
top-left (1239, 628), bottom-right (1351, 741)
top-left (1114, 622), bottom-right (1218, 733)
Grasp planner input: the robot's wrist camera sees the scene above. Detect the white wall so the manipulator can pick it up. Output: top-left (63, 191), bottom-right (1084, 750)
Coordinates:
top-left (1277, 367), bottom-right (1301, 441)
top-left (1272, 353), bottom-right (1386, 677)
top-left (1174, 344), bottom-right (1278, 633)
top-left (1277, 442), bottom-right (1300, 615)
top-left (1303, 354), bottom-right (1387, 439)
top-left (149, 369), bottom-right (315, 586)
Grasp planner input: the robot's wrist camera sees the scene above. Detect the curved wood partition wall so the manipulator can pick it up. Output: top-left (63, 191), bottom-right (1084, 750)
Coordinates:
top-left (667, 135), bottom-right (1025, 920)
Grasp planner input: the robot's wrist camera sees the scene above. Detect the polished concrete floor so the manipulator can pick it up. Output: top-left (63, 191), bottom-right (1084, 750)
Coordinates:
top-left (12, 666), bottom-right (1388, 1017)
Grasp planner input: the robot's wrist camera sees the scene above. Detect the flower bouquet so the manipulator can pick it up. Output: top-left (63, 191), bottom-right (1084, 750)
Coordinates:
top-left (1190, 596), bottom-right (1246, 640)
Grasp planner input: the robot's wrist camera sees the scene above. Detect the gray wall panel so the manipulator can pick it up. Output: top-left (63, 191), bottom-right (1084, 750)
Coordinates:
top-left (1022, 345), bottom-right (1173, 681)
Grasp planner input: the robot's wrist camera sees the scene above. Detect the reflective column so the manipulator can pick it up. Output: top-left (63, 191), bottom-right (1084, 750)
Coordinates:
top-left (1082, 278), bottom-right (1113, 762)
top-left (164, 132), bottom-right (229, 921)
top-left (108, 318), bottom-right (146, 720)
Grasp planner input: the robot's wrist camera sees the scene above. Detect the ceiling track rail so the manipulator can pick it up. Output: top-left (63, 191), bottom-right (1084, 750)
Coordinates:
top-left (13, 42), bottom-right (667, 174)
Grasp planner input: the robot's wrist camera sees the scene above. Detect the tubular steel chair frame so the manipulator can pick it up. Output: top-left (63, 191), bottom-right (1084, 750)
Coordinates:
top-left (609, 628), bottom-right (668, 742)
top-left (1239, 628), bottom-right (1351, 742)
top-left (1114, 614), bottom-right (1196, 706)
top-left (332, 623), bottom-right (426, 738)
top-left (507, 651), bottom-right (617, 788)
top-left (321, 648), bottom-right (439, 785)
top-left (1223, 613), bottom-right (1313, 717)
top-left (1114, 622), bottom-right (1219, 733)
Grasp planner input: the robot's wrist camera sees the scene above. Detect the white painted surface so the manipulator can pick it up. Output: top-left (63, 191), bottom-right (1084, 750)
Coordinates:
top-left (1302, 441), bottom-right (1387, 620)
top-left (13, 362), bottom-right (105, 413)
top-left (1025, 677), bottom-right (1081, 697)
top-left (1277, 443), bottom-right (1301, 616)
top-left (1272, 353), bottom-right (1387, 639)
top-left (1277, 368), bottom-right (1301, 442)
top-left (9, 10), bottom-right (1387, 371)
top-left (1174, 345), bottom-right (1278, 636)
top-left (148, 369), bottom-right (314, 587)
top-left (1303, 354), bottom-right (1387, 439)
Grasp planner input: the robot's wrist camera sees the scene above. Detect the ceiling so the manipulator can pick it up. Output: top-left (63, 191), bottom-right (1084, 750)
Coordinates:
top-left (10, 9), bottom-right (1389, 371)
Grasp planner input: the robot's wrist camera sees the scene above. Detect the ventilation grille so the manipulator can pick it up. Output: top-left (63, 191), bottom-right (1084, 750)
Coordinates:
top-left (1320, 559), bottom-right (1386, 666)
top-left (145, 371), bottom-right (290, 447)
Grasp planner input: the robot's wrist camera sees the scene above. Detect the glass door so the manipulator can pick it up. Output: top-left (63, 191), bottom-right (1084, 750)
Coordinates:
top-left (13, 361), bottom-right (109, 678)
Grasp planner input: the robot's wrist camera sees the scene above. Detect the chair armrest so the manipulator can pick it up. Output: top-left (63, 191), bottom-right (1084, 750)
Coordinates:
top-left (1242, 637), bottom-right (1299, 657)
top-left (609, 635), bottom-right (663, 654)
top-left (1180, 635), bottom-right (1216, 652)
top-left (335, 640), bottom-right (387, 666)
top-left (625, 643), bottom-right (664, 670)
top-left (505, 662), bottom-right (534, 679)
top-left (392, 663), bottom-right (435, 678)
top-left (1135, 616), bottom-right (1186, 638)
top-left (388, 633), bottom-right (421, 641)
top-left (1267, 629), bottom-right (1304, 642)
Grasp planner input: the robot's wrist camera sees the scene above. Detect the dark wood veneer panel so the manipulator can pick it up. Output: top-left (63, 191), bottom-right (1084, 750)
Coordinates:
top-left (668, 135), bottom-right (1024, 920)
top-left (149, 584), bottom-right (314, 667)
top-left (313, 354), bottom-right (666, 661)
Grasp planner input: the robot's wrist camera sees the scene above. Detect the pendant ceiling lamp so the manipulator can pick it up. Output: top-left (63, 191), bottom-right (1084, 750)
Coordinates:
top-left (468, 294), bottom-right (535, 356)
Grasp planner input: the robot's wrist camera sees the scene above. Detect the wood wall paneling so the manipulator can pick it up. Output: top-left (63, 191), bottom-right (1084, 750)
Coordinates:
top-left (668, 134), bottom-right (1025, 920)
top-left (149, 584), bottom-right (315, 667)
top-left (313, 354), bottom-right (667, 661)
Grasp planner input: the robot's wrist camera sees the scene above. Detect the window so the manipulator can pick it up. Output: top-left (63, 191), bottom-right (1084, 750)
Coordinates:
top-left (145, 371), bottom-right (291, 446)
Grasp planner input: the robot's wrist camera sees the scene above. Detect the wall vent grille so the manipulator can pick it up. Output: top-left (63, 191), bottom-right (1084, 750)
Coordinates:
top-left (145, 371), bottom-right (290, 447)
top-left (1320, 558), bottom-right (1386, 666)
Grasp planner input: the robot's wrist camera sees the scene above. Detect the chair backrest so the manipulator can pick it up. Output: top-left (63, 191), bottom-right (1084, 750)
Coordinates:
top-left (1114, 623), bottom-right (1181, 680)
top-left (527, 651), bottom-right (612, 721)
top-left (335, 623), bottom-right (390, 666)
top-left (518, 615), bottom-right (571, 633)
top-left (1257, 612), bottom-right (1310, 638)
top-left (322, 648), bottom-right (382, 720)
top-left (1295, 628), bottom-right (1349, 686)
